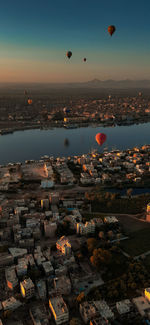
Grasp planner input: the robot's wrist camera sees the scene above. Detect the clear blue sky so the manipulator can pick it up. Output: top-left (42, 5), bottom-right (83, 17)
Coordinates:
top-left (0, 0), bottom-right (150, 82)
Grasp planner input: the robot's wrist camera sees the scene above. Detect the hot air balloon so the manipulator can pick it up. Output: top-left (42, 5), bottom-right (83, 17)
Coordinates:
top-left (66, 51), bottom-right (72, 59)
top-left (83, 58), bottom-right (87, 62)
top-left (24, 90), bottom-right (28, 96)
top-left (28, 99), bottom-right (33, 105)
top-left (95, 133), bottom-right (107, 146)
top-left (63, 108), bottom-right (71, 114)
top-left (108, 25), bottom-right (116, 36)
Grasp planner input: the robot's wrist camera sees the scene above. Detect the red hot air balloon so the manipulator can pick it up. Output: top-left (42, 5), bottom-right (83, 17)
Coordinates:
top-left (108, 25), bottom-right (116, 36)
top-left (28, 99), bottom-right (33, 105)
top-left (66, 51), bottom-right (72, 59)
top-left (95, 133), bottom-right (107, 146)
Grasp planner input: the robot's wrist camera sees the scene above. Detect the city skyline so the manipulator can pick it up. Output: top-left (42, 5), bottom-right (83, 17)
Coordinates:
top-left (0, 0), bottom-right (150, 82)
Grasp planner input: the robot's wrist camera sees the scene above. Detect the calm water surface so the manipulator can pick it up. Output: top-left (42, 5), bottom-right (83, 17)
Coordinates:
top-left (0, 123), bottom-right (149, 164)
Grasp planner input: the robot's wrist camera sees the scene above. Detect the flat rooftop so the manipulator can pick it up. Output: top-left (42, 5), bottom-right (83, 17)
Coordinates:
top-left (49, 296), bottom-right (68, 316)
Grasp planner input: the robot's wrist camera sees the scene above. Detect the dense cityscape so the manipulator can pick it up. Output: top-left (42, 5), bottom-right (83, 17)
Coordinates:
top-left (0, 142), bottom-right (150, 324)
top-left (0, 90), bottom-right (150, 135)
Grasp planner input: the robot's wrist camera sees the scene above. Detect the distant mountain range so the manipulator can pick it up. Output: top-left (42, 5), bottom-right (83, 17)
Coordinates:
top-left (67, 79), bottom-right (150, 89)
top-left (0, 79), bottom-right (150, 89)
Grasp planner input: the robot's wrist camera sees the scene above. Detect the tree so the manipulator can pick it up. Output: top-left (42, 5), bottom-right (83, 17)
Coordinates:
top-left (105, 192), bottom-right (111, 200)
top-left (107, 230), bottom-right (114, 239)
top-left (113, 289), bottom-right (119, 298)
top-left (4, 310), bottom-right (12, 318)
top-left (87, 238), bottom-right (97, 253)
top-left (76, 292), bottom-right (85, 303)
top-left (9, 167), bottom-right (14, 174)
top-left (99, 231), bottom-right (105, 240)
top-left (126, 188), bottom-right (133, 199)
top-left (111, 192), bottom-right (120, 200)
top-left (107, 201), bottom-right (112, 209)
top-left (76, 252), bottom-right (83, 260)
top-left (111, 193), bottom-right (117, 200)
top-left (90, 248), bottom-right (112, 269)
top-left (130, 282), bottom-right (137, 290)
top-left (70, 318), bottom-right (82, 325)
top-left (110, 245), bottom-right (118, 252)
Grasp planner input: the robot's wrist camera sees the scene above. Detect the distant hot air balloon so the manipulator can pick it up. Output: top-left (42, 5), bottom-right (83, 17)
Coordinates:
top-left (66, 51), bottom-right (72, 59)
top-left (63, 108), bottom-right (71, 114)
top-left (83, 58), bottom-right (87, 62)
top-left (28, 99), bottom-right (33, 105)
top-left (95, 133), bottom-right (107, 146)
top-left (108, 25), bottom-right (116, 36)
top-left (24, 90), bottom-right (28, 96)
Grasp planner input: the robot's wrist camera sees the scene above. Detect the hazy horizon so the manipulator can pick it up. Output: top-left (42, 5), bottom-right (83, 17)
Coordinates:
top-left (0, 78), bottom-right (150, 84)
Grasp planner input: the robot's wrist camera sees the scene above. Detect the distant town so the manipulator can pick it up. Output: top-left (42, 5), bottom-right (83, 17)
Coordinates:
top-left (0, 144), bottom-right (150, 324)
top-left (0, 91), bottom-right (150, 134)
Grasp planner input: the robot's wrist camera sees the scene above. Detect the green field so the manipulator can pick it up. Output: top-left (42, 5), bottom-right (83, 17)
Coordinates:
top-left (120, 227), bottom-right (150, 257)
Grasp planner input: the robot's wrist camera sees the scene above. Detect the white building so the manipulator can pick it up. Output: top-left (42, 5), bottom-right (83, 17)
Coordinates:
top-left (26, 218), bottom-right (40, 228)
top-left (49, 192), bottom-right (59, 204)
top-left (72, 209), bottom-right (82, 222)
top-left (30, 304), bottom-right (49, 325)
top-left (116, 299), bottom-right (132, 315)
top-left (44, 221), bottom-right (57, 238)
top-left (2, 297), bottom-right (22, 311)
top-left (133, 296), bottom-right (150, 317)
top-left (5, 266), bottom-right (18, 290)
top-left (42, 261), bottom-right (54, 276)
top-left (92, 218), bottom-right (103, 228)
top-left (80, 301), bottom-right (114, 324)
top-left (54, 276), bottom-right (71, 295)
top-left (77, 221), bottom-right (95, 235)
top-left (16, 258), bottom-right (28, 277)
top-left (56, 236), bottom-right (71, 255)
top-left (36, 280), bottom-right (47, 300)
top-left (49, 296), bottom-right (69, 325)
top-left (14, 207), bottom-right (28, 216)
top-left (104, 216), bottom-right (118, 224)
top-left (20, 278), bottom-right (35, 299)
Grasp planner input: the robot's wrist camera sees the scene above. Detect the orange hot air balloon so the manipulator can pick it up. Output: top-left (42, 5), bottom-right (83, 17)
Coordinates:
top-left (108, 25), bottom-right (116, 36)
top-left (83, 58), bottom-right (87, 62)
top-left (66, 51), bottom-right (72, 59)
top-left (95, 133), bottom-right (107, 146)
top-left (28, 99), bottom-right (33, 105)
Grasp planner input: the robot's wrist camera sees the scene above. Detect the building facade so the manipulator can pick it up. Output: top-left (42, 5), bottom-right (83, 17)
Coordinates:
top-left (49, 296), bottom-right (69, 325)
top-left (20, 278), bottom-right (35, 299)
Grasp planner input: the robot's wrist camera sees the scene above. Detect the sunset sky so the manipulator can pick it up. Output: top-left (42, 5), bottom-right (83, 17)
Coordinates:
top-left (0, 0), bottom-right (150, 82)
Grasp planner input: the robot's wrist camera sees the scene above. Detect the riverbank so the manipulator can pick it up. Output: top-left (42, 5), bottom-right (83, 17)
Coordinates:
top-left (0, 116), bottom-right (150, 135)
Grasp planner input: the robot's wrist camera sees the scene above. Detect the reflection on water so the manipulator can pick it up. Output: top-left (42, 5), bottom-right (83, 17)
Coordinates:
top-left (0, 122), bottom-right (150, 164)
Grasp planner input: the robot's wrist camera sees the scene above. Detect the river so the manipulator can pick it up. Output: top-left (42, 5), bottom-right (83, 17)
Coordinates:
top-left (0, 122), bottom-right (149, 164)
